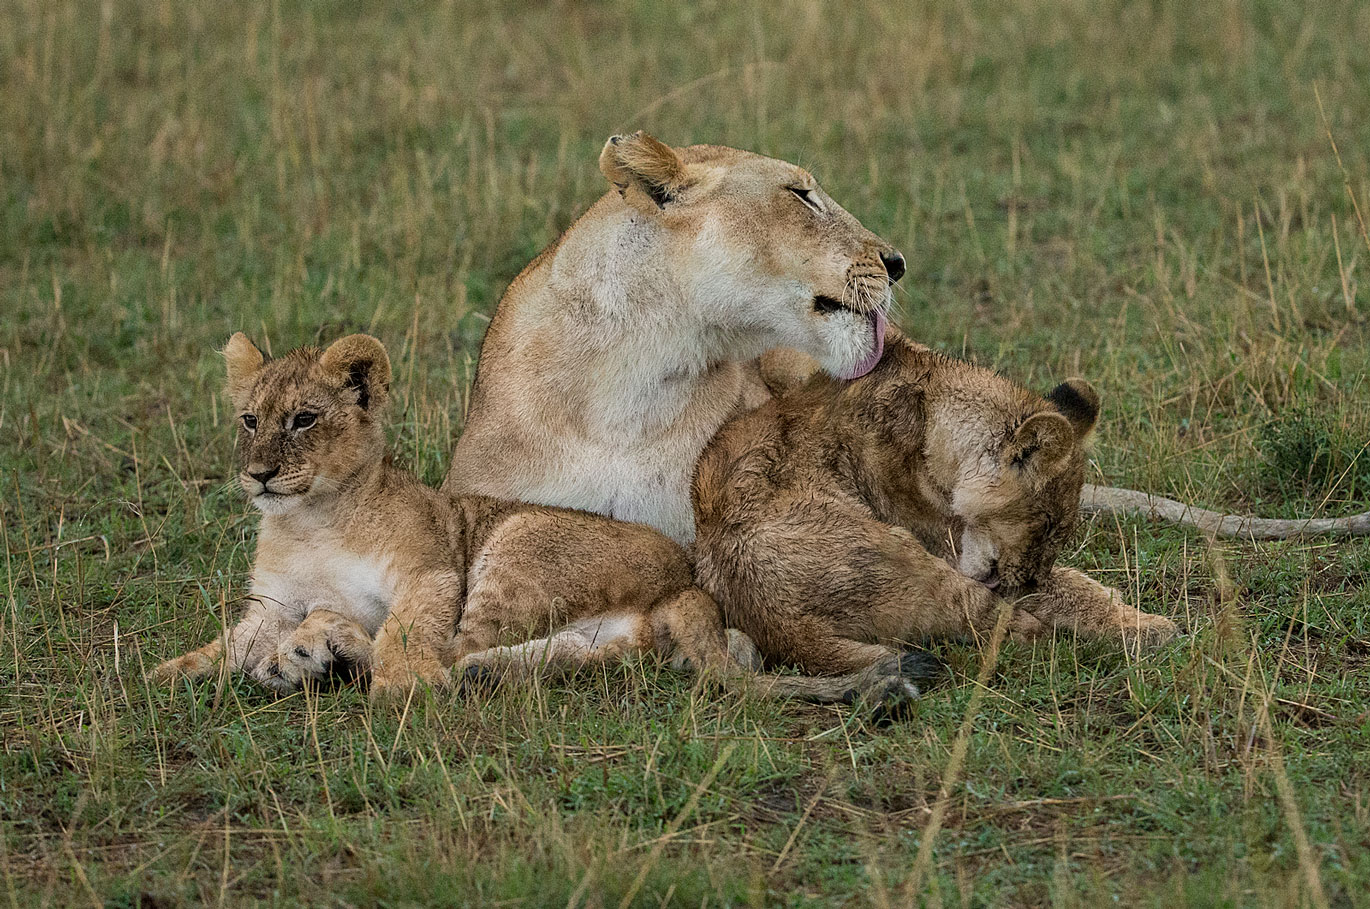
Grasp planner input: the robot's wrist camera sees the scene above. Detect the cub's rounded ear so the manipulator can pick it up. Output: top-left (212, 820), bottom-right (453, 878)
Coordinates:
top-left (222, 332), bottom-right (265, 399)
top-left (319, 334), bottom-right (391, 411)
top-left (599, 131), bottom-right (689, 212)
top-left (1046, 378), bottom-right (1100, 439)
top-left (1003, 411), bottom-right (1073, 475)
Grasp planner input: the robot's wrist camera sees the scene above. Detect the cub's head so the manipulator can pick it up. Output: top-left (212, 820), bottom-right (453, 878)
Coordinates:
top-left (943, 379), bottom-right (1100, 592)
top-left (599, 131), bottom-right (904, 379)
top-left (221, 333), bottom-right (391, 515)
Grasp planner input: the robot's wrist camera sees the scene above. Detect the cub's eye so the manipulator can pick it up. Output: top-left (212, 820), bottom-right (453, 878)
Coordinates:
top-left (787, 186), bottom-right (824, 213)
top-left (292, 412), bottom-right (318, 431)
top-left (241, 414), bottom-right (258, 431)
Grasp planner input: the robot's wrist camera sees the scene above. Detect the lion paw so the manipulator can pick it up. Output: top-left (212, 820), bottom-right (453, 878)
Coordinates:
top-left (274, 635), bottom-right (336, 688)
top-left (725, 629), bottom-right (764, 672)
top-left (370, 661), bottom-right (451, 702)
top-left (1006, 608), bottom-right (1048, 640)
top-left (1118, 612), bottom-right (1181, 651)
top-left (151, 650), bottom-right (219, 683)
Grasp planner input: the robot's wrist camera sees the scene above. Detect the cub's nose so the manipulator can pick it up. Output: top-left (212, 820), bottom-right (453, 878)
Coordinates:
top-left (977, 561), bottom-right (1001, 590)
top-left (247, 465), bottom-right (279, 484)
top-left (880, 250), bottom-right (906, 283)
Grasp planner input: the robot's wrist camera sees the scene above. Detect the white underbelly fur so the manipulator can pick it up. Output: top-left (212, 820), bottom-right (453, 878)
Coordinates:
top-left (251, 549), bottom-right (395, 635)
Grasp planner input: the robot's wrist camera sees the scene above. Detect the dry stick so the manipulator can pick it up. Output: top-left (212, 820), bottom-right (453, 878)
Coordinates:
top-left (616, 742), bottom-right (737, 909)
top-left (902, 600), bottom-right (1014, 902)
top-left (1081, 484), bottom-right (1370, 539)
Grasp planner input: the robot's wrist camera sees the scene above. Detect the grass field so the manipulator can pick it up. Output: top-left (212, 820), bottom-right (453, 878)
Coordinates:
top-left (4, 0), bottom-right (1370, 905)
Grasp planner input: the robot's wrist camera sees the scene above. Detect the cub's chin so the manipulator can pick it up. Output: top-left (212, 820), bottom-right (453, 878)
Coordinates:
top-left (250, 491), bottom-right (304, 516)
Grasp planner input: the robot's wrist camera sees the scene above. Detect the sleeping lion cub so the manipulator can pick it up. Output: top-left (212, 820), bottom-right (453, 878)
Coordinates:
top-left (692, 332), bottom-right (1179, 680)
top-left (153, 333), bottom-right (751, 699)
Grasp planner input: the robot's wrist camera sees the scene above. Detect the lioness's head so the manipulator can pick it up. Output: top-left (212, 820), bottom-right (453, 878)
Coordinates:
top-left (928, 376), bottom-right (1100, 592)
top-left (599, 131), bottom-right (904, 379)
top-left (221, 333), bottom-right (391, 515)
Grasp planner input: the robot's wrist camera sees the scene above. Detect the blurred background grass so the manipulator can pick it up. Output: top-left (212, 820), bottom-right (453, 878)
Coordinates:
top-left (2, 0), bottom-right (1369, 905)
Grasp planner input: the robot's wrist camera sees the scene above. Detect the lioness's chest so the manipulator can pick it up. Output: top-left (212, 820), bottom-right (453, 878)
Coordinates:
top-left (251, 540), bottom-right (396, 635)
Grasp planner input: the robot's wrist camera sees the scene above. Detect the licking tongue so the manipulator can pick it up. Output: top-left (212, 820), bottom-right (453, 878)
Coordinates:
top-left (840, 309), bottom-right (887, 380)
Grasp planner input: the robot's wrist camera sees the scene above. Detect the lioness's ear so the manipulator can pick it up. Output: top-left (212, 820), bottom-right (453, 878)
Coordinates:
top-left (1046, 378), bottom-right (1100, 439)
top-left (222, 332), bottom-right (265, 399)
top-left (599, 131), bottom-right (689, 211)
top-left (1003, 411), bottom-right (1074, 475)
top-left (319, 334), bottom-right (391, 411)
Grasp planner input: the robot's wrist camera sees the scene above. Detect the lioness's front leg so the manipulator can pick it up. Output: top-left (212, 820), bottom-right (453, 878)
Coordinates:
top-left (370, 570), bottom-right (460, 700)
top-left (1012, 567), bottom-right (1178, 650)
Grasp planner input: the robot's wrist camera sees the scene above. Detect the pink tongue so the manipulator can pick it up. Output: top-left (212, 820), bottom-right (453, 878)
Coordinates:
top-left (841, 309), bottom-right (887, 379)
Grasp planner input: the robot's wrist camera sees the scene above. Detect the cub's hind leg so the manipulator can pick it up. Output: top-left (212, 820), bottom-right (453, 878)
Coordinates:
top-left (456, 613), bottom-right (654, 686)
top-left (451, 564), bottom-right (567, 666)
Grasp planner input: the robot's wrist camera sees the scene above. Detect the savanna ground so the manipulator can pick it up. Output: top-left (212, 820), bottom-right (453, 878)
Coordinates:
top-left (3, 0), bottom-right (1370, 905)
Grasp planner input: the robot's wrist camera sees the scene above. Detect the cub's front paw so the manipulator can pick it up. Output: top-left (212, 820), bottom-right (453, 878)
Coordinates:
top-left (1119, 611), bottom-right (1181, 651)
top-left (275, 636), bottom-right (336, 688)
top-left (370, 661), bottom-right (451, 702)
top-left (251, 656), bottom-right (299, 693)
top-left (152, 649), bottom-right (219, 683)
top-left (1006, 607), bottom-right (1047, 640)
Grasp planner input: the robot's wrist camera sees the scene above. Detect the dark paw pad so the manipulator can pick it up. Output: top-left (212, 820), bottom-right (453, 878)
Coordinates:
top-left (898, 650), bottom-right (946, 684)
top-left (458, 664), bottom-right (501, 695)
top-left (867, 678), bottom-right (921, 727)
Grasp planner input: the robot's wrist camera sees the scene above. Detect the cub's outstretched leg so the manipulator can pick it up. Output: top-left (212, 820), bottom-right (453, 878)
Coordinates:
top-left (458, 586), bottom-right (946, 717)
top-left (1013, 567), bottom-right (1178, 651)
top-left (269, 608), bottom-right (374, 689)
top-left (153, 597), bottom-right (289, 685)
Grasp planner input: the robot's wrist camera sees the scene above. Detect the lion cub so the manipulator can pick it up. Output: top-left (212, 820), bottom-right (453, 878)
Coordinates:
top-left (692, 333), bottom-right (1178, 682)
top-left (154, 333), bottom-right (742, 699)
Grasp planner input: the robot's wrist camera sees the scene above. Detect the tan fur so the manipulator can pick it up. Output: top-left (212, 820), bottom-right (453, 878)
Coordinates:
top-left (691, 331), bottom-right (1178, 696)
top-left (153, 334), bottom-right (757, 699)
top-left (444, 132), bottom-right (906, 545)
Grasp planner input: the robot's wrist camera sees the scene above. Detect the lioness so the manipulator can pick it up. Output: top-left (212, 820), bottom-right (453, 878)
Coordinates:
top-left (692, 331), bottom-right (1179, 679)
top-left (154, 333), bottom-right (762, 699)
top-left (444, 131), bottom-right (906, 544)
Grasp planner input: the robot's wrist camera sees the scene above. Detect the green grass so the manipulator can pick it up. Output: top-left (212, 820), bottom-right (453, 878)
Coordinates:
top-left (4, 0), bottom-right (1370, 904)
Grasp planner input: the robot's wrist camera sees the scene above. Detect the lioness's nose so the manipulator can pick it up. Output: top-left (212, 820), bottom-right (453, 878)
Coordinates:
top-left (248, 465), bottom-right (279, 484)
top-left (880, 250), bottom-right (906, 283)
